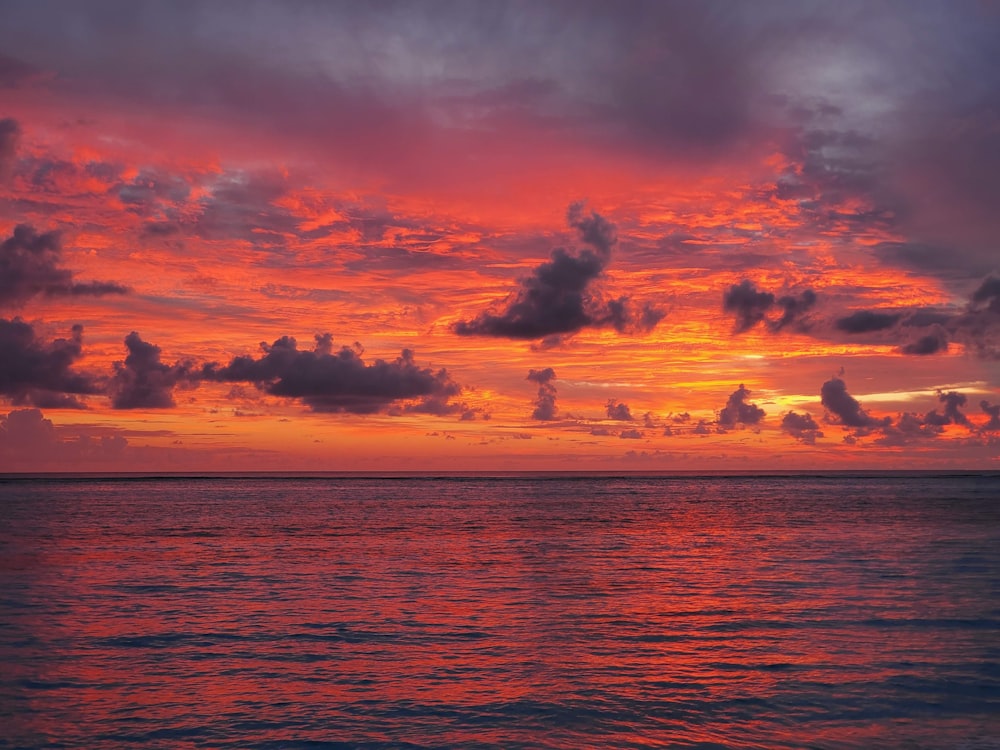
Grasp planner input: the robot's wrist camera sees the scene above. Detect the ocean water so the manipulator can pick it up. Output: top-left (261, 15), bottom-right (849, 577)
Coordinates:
top-left (1, 474), bottom-right (998, 749)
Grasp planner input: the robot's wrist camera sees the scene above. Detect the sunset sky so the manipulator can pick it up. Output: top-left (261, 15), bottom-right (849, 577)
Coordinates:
top-left (2, 0), bottom-right (999, 471)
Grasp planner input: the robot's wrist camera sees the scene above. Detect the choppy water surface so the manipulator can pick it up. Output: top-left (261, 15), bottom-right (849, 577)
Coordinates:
top-left (1, 474), bottom-right (999, 749)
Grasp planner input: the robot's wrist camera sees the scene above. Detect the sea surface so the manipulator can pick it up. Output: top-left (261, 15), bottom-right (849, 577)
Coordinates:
top-left (1, 473), bottom-right (999, 749)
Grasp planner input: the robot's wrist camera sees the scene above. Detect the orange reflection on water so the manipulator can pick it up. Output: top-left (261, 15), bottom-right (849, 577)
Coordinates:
top-left (2, 476), bottom-right (998, 748)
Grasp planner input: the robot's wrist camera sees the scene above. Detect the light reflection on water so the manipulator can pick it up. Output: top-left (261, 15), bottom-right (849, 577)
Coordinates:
top-left (1, 475), bottom-right (999, 748)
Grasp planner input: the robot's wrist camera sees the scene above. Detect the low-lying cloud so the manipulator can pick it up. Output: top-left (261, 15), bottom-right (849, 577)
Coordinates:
top-left (203, 334), bottom-right (461, 414)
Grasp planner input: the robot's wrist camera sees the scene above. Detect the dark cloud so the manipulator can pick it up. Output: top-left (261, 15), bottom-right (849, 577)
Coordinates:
top-left (829, 279), bottom-right (1000, 358)
top-left (455, 205), bottom-right (664, 340)
top-left (902, 310), bottom-right (954, 328)
top-left (723, 280), bottom-right (816, 334)
top-left (605, 400), bottom-right (633, 421)
top-left (109, 332), bottom-right (196, 409)
top-left (619, 428), bottom-right (643, 439)
top-left (820, 376), bottom-right (887, 430)
top-left (718, 384), bottom-right (765, 428)
top-left (970, 276), bottom-right (1000, 314)
top-left (0, 224), bottom-right (128, 307)
top-left (527, 367), bottom-right (557, 421)
top-left (192, 172), bottom-right (312, 247)
top-left (693, 419), bottom-right (713, 435)
top-left (980, 401), bottom-right (1000, 432)
top-left (0, 117), bottom-right (19, 177)
top-left (781, 411), bottom-right (823, 444)
top-left (117, 168), bottom-right (192, 216)
top-left (835, 310), bottom-right (902, 334)
top-left (599, 296), bottom-right (668, 335)
top-left (773, 290), bottom-right (817, 331)
top-left (203, 334), bottom-right (461, 414)
top-left (526, 367), bottom-right (555, 385)
top-left (723, 280), bottom-right (773, 333)
top-left (924, 391), bottom-right (969, 428)
top-left (0, 318), bottom-right (98, 408)
top-left (873, 412), bottom-right (942, 447)
top-left (900, 327), bottom-right (948, 356)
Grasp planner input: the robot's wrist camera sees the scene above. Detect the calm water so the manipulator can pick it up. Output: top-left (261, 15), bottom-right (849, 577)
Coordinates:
top-left (1, 474), bottom-right (999, 749)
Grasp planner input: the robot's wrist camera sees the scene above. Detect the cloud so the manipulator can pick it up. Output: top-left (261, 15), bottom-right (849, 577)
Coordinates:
top-left (835, 310), bottom-right (902, 334)
top-left (0, 224), bottom-right (128, 307)
top-left (454, 205), bottom-right (664, 340)
top-left (0, 117), bottom-right (19, 177)
top-left (527, 367), bottom-right (557, 421)
top-left (924, 391), bottom-right (969, 428)
top-left (980, 401), bottom-right (1000, 432)
top-left (0, 408), bottom-right (129, 467)
top-left (718, 384), bottom-right (765, 428)
top-left (692, 419), bottom-right (713, 435)
top-left (781, 411), bottom-right (823, 444)
top-left (969, 276), bottom-right (1000, 314)
top-left (900, 326), bottom-right (948, 356)
top-left (109, 332), bottom-right (196, 409)
top-left (872, 412), bottom-right (942, 447)
top-left (820, 376), bottom-right (888, 429)
top-left (0, 408), bottom-right (55, 454)
top-left (619, 428), bottom-right (643, 439)
top-left (203, 334), bottom-right (461, 414)
top-left (773, 290), bottom-right (818, 332)
top-left (723, 280), bottom-right (816, 334)
top-left (0, 318), bottom-right (98, 408)
top-left (723, 280), bottom-right (773, 333)
top-left (605, 399), bottom-right (633, 421)
top-left (828, 279), bottom-right (999, 358)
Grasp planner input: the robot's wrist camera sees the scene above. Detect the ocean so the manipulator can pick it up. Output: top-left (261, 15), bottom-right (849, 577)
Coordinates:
top-left (1, 474), bottom-right (998, 749)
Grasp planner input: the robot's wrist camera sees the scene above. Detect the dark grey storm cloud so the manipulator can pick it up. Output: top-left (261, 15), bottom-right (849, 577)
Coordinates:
top-left (781, 411), bottom-right (823, 445)
top-left (820, 376), bottom-right (888, 430)
top-left (203, 334), bottom-right (461, 414)
top-left (110, 332), bottom-right (196, 409)
top-left (718, 384), bottom-right (765, 428)
top-left (835, 310), bottom-right (902, 334)
top-left (527, 367), bottom-right (557, 421)
top-left (605, 400), bottom-right (633, 421)
top-left (0, 318), bottom-right (98, 408)
top-left (723, 280), bottom-right (816, 334)
top-left (455, 205), bottom-right (664, 340)
top-left (0, 224), bottom-right (128, 307)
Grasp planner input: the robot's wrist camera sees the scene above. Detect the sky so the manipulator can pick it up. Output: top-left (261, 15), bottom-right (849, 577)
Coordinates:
top-left (1, 0), bottom-right (1000, 472)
